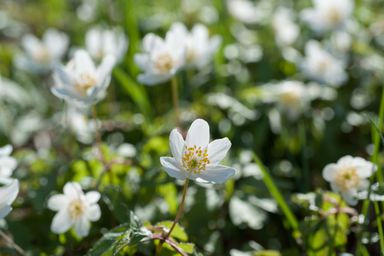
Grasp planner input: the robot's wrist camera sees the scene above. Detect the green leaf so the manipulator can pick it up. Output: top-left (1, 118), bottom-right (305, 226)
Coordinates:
top-left (156, 221), bottom-right (188, 241)
top-left (113, 68), bottom-right (152, 119)
top-left (88, 212), bottom-right (151, 256)
top-left (157, 183), bottom-right (178, 214)
top-left (178, 243), bottom-right (195, 254)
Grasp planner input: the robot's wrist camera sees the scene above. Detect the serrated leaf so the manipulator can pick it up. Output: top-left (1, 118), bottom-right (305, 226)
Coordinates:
top-left (88, 212), bottom-right (150, 256)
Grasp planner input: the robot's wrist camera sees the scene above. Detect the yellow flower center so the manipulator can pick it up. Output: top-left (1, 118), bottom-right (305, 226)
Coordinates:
top-left (155, 53), bottom-right (174, 73)
top-left (335, 166), bottom-right (360, 192)
top-left (74, 73), bottom-right (97, 96)
top-left (182, 145), bottom-right (210, 174)
top-left (33, 47), bottom-right (51, 63)
top-left (280, 90), bottom-right (300, 107)
top-left (68, 199), bottom-right (85, 219)
top-left (186, 47), bottom-right (197, 64)
top-left (327, 6), bottom-right (342, 25)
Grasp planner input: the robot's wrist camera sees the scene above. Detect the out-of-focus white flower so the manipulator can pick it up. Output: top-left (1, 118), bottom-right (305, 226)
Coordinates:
top-left (261, 81), bottom-right (309, 120)
top-left (272, 8), bottom-right (299, 47)
top-left (47, 182), bottom-right (101, 237)
top-left (323, 156), bottom-right (375, 205)
top-left (330, 31), bottom-right (352, 53)
top-left (0, 179), bottom-right (19, 219)
top-left (135, 31), bottom-right (185, 85)
top-left (301, 0), bottom-right (353, 33)
top-left (0, 145), bottom-right (17, 181)
top-left (117, 143), bottom-right (137, 158)
top-left (51, 49), bottom-right (115, 107)
top-left (16, 29), bottom-right (68, 73)
top-left (260, 81), bottom-right (336, 120)
top-left (169, 22), bottom-right (221, 69)
top-left (358, 183), bottom-right (384, 202)
top-left (85, 26), bottom-right (128, 63)
top-left (160, 119), bottom-right (236, 184)
top-left (301, 40), bottom-right (347, 86)
top-left (65, 107), bottom-right (96, 144)
top-left (77, 0), bottom-right (98, 22)
top-left (227, 0), bottom-right (260, 24)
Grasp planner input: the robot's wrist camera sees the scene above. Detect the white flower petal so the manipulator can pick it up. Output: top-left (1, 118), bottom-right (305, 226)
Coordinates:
top-left (0, 206), bottom-right (12, 219)
top-left (341, 191), bottom-right (358, 206)
top-left (0, 159), bottom-right (17, 178)
top-left (0, 145), bottom-right (12, 156)
top-left (97, 54), bottom-right (115, 86)
top-left (86, 204), bottom-right (101, 221)
top-left (85, 191), bottom-right (101, 204)
top-left (208, 138), bottom-right (231, 164)
top-left (169, 129), bottom-right (185, 162)
top-left (0, 180), bottom-right (19, 206)
top-left (74, 216), bottom-right (90, 237)
top-left (138, 73), bottom-right (171, 85)
top-left (322, 163), bottom-right (336, 181)
top-left (47, 194), bottom-right (68, 211)
top-left (186, 119), bottom-right (210, 147)
top-left (195, 165), bottom-right (236, 184)
top-left (51, 210), bottom-right (73, 234)
top-left (160, 157), bottom-right (186, 180)
top-left (73, 50), bottom-right (95, 74)
top-left (63, 182), bottom-right (82, 199)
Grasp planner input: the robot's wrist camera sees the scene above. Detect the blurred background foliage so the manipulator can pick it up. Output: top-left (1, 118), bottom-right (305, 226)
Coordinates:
top-left (1, 0), bottom-right (384, 255)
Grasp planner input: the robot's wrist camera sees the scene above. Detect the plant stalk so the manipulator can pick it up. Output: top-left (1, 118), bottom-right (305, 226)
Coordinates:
top-left (156, 179), bottom-right (190, 255)
top-left (0, 230), bottom-right (25, 255)
top-left (171, 76), bottom-right (180, 128)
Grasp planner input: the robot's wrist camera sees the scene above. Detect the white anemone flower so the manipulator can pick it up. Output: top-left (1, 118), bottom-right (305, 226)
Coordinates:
top-left (301, 0), bottom-right (353, 33)
top-left (0, 179), bottom-right (19, 219)
top-left (47, 182), bottom-right (101, 238)
top-left (51, 49), bottom-right (115, 107)
top-left (134, 31), bottom-right (185, 85)
top-left (85, 26), bottom-right (128, 63)
top-left (65, 107), bottom-right (97, 144)
top-left (272, 8), bottom-right (299, 47)
top-left (260, 81), bottom-right (337, 121)
top-left (261, 81), bottom-right (309, 120)
top-left (0, 145), bottom-right (17, 181)
top-left (169, 22), bottom-right (221, 69)
top-left (160, 119), bottom-right (236, 184)
top-left (16, 29), bottom-right (68, 73)
top-left (301, 40), bottom-right (347, 86)
top-left (323, 156), bottom-right (376, 205)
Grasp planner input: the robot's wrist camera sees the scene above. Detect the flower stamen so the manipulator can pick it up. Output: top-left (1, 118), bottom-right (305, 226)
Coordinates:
top-left (335, 166), bottom-right (359, 192)
top-left (182, 145), bottom-right (210, 174)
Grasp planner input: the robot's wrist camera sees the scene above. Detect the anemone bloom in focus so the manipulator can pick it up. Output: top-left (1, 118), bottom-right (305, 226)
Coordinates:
top-left (322, 156), bottom-right (375, 205)
top-left (134, 32), bottom-right (185, 85)
top-left (160, 119), bottom-right (236, 184)
top-left (0, 179), bottom-right (19, 219)
top-left (51, 49), bottom-right (115, 107)
top-left (47, 182), bottom-right (101, 238)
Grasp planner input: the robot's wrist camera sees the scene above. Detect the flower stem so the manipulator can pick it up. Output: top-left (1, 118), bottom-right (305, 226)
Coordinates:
top-left (357, 87), bottom-right (384, 253)
top-left (92, 106), bottom-right (113, 187)
top-left (157, 179), bottom-right (190, 254)
top-left (171, 76), bottom-right (180, 128)
top-left (374, 201), bottom-right (384, 253)
top-left (0, 230), bottom-right (25, 255)
top-left (253, 154), bottom-right (301, 240)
